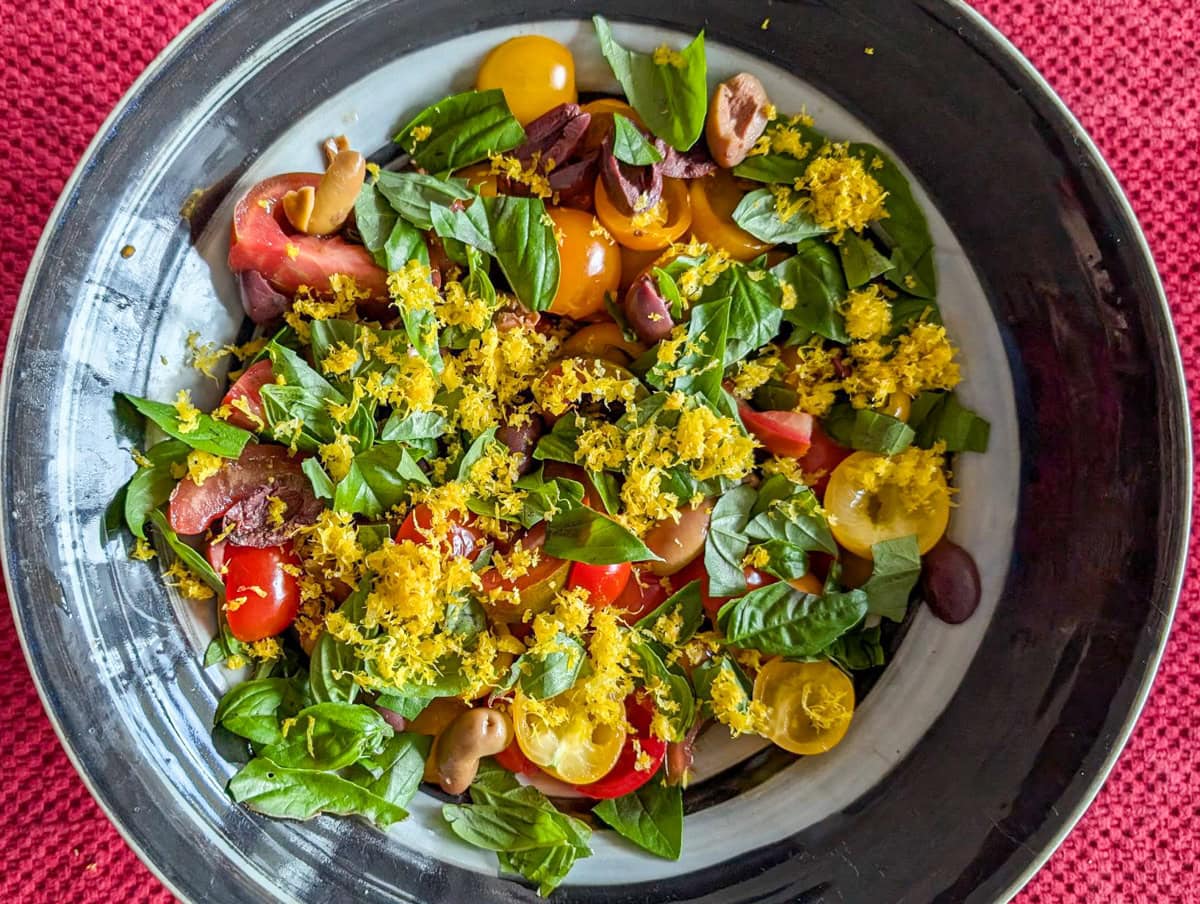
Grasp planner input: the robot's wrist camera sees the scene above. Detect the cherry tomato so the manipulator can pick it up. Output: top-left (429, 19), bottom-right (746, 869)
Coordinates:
top-left (594, 176), bottom-right (692, 251)
top-left (494, 736), bottom-right (541, 776)
top-left (395, 503), bottom-right (484, 559)
top-left (753, 659), bottom-right (855, 755)
top-left (688, 169), bottom-right (774, 261)
top-left (824, 451), bottom-right (950, 559)
top-left (880, 392), bottom-right (912, 422)
top-left (618, 244), bottom-right (663, 292)
top-left (612, 566), bottom-right (672, 622)
top-left (558, 322), bottom-right (646, 365)
top-left (455, 163), bottom-right (499, 198)
top-left (737, 400), bottom-right (813, 458)
top-left (799, 421), bottom-right (853, 498)
top-left (580, 98), bottom-right (643, 153)
top-left (567, 561), bottom-right (632, 609)
top-left (476, 35), bottom-right (577, 125)
top-left (573, 696), bottom-right (666, 798)
top-left (479, 522), bottom-right (571, 622)
top-left (223, 543), bottom-right (301, 642)
top-left (546, 207), bottom-right (621, 319)
top-left (220, 359), bottom-right (273, 431)
top-left (512, 683), bottom-right (626, 784)
top-left (227, 173), bottom-right (388, 298)
top-left (168, 444), bottom-right (308, 536)
top-left (674, 555), bottom-right (772, 623)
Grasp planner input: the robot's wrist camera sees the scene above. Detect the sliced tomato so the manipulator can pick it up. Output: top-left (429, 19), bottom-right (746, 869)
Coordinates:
top-left (573, 696), bottom-right (666, 799)
top-left (737, 401), bottom-right (814, 458)
top-left (167, 444), bottom-right (307, 536)
top-left (220, 359), bottom-right (273, 431)
top-left (227, 173), bottom-right (388, 299)
top-left (223, 543), bottom-right (301, 642)
top-left (479, 522), bottom-right (570, 621)
top-left (395, 503), bottom-right (484, 559)
top-left (801, 420), bottom-right (853, 498)
top-left (612, 566), bottom-right (672, 623)
top-left (566, 561), bottom-right (632, 609)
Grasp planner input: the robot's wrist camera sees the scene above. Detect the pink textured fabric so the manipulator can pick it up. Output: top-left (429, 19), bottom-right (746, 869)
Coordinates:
top-left (0, 1), bottom-right (1196, 901)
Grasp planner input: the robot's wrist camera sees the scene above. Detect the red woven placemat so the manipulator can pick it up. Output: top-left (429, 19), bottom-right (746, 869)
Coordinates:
top-left (0, 2), bottom-right (1196, 901)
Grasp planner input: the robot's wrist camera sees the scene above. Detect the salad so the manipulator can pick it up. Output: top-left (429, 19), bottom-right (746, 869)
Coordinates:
top-left (111, 18), bottom-right (989, 895)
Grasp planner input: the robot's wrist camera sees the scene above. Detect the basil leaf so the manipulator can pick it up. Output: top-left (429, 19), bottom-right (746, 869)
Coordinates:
top-left (228, 757), bottom-right (409, 827)
top-left (908, 391), bottom-right (990, 453)
top-left (146, 509), bottom-right (224, 594)
top-left (355, 183), bottom-right (431, 271)
top-left (755, 539), bottom-right (810, 582)
top-left (544, 507), bottom-right (660, 565)
top-left (721, 584), bottom-right (868, 656)
top-left (743, 482), bottom-right (837, 555)
top-left (267, 342), bottom-right (343, 401)
top-left (259, 702), bottom-right (391, 772)
top-left (259, 384), bottom-right (336, 451)
top-left (692, 653), bottom-right (753, 719)
top-left (611, 113), bottom-right (663, 165)
top-left (395, 89), bottom-right (525, 175)
top-left (632, 641), bottom-right (696, 742)
top-left (469, 470), bottom-right (584, 529)
top-left (824, 624), bottom-right (885, 671)
top-left (863, 535), bottom-right (922, 622)
top-left (888, 295), bottom-right (943, 338)
top-left (347, 732), bottom-right (430, 809)
top-left (309, 579), bottom-right (373, 705)
top-left (704, 484), bottom-right (757, 597)
top-left (849, 143), bottom-right (937, 298)
top-left (593, 16), bottom-right (707, 151)
top-left (636, 580), bottom-right (704, 645)
top-left (771, 241), bottom-right (849, 343)
top-left (214, 677), bottom-right (305, 746)
top-left (588, 469), bottom-right (621, 516)
top-left (374, 695), bottom-right (430, 722)
top-left (375, 172), bottom-right (474, 230)
top-left (334, 442), bottom-right (429, 518)
top-left (498, 815), bottom-right (591, 897)
top-left (512, 633), bottom-right (587, 700)
top-left (658, 295), bottom-right (730, 405)
top-left (123, 439), bottom-right (190, 539)
top-left (838, 232), bottom-right (893, 288)
top-left (698, 263), bottom-right (782, 365)
top-left (443, 802), bottom-right (571, 851)
top-left (732, 188), bottom-right (830, 244)
top-left (593, 777), bottom-right (682, 860)
top-left (120, 394), bottom-right (252, 459)
top-left (380, 409), bottom-right (448, 446)
top-left (533, 413), bottom-right (583, 465)
top-left (456, 426), bottom-right (500, 481)
top-left (732, 119), bottom-right (827, 184)
top-left (301, 458), bottom-right (336, 501)
top-left (833, 408), bottom-right (915, 455)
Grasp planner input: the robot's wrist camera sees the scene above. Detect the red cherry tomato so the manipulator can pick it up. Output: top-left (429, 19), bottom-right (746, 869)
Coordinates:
top-left (494, 737), bottom-right (541, 776)
top-left (395, 503), bottom-right (484, 559)
top-left (478, 522), bottom-right (570, 619)
top-left (800, 421), bottom-right (853, 498)
top-left (737, 400), bottom-right (814, 458)
top-left (566, 562), bottom-right (632, 609)
top-left (223, 543), bottom-right (302, 642)
top-left (573, 696), bottom-right (666, 799)
top-left (220, 359), bottom-right (274, 431)
top-left (612, 566), bottom-right (672, 623)
top-left (227, 173), bottom-right (388, 299)
top-left (674, 555), bottom-right (779, 623)
top-left (168, 444), bottom-right (309, 536)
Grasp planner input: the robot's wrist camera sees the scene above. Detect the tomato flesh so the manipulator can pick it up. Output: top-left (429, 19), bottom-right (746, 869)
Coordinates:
top-left (566, 561), bottom-right (632, 609)
top-left (223, 543), bottom-right (302, 642)
top-left (737, 401), bottom-right (813, 458)
top-left (220, 359), bottom-right (273, 431)
top-left (573, 696), bottom-right (666, 799)
top-left (168, 444), bottom-right (307, 536)
top-left (395, 503), bottom-right (484, 559)
top-left (228, 173), bottom-right (388, 299)
top-left (801, 420), bottom-right (853, 498)
top-left (612, 566), bottom-right (672, 623)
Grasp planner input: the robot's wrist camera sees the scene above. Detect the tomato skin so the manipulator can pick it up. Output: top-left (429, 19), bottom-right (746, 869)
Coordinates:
top-left (476, 35), bottom-right (577, 125)
top-left (753, 659), bottom-right (855, 755)
top-left (573, 697), bottom-right (666, 799)
top-left (228, 173), bottom-right (388, 299)
top-left (478, 522), bottom-right (571, 621)
top-left (223, 544), bottom-right (302, 642)
top-left (168, 444), bottom-right (307, 536)
top-left (395, 504), bottom-right (483, 559)
top-left (220, 359), bottom-right (273, 431)
top-left (494, 738), bottom-right (540, 776)
top-left (800, 421), bottom-right (852, 498)
top-left (546, 207), bottom-right (621, 319)
top-left (688, 169), bottom-right (773, 261)
top-left (612, 566), bottom-right (671, 623)
top-left (737, 401), bottom-right (814, 458)
top-left (594, 176), bottom-right (692, 251)
top-left (567, 562), bottom-right (632, 609)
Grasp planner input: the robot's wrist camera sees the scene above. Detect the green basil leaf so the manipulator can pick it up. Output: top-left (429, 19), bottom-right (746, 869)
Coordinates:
top-left (333, 442), bottom-right (429, 518)
top-left (692, 653), bottom-right (753, 719)
top-left (732, 119), bottom-right (827, 184)
top-left (375, 171), bottom-right (474, 230)
top-left (544, 507), bottom-right (660, 565)
top-left (532, 413), bottom-right (583, 464)
top-left (592, 776), bottom-right (682, 860)
top-left (732, 188), bottom-right (830, 244)
top-left (588, 469), bottom-right (621, 516)
top-left (838, 232), bottom-right (893, 288)
top-left (847, 409), bottom-right (915, 455)
top-left (755, 539), bottom-right (810, 582)
top-left (469, 470), bottom-right (583, 529)
top-left (862, 534), bottom-right (921, 622)
top-left (498, 815), bottom-right (591, 897)
top-left (309, 579), bottom-right (373, 704)
top-left (267, 342), bottom-right (344, 402)
top-left (631, 641), bottom-right (696, 742)
top-left (374, 694), bottom-right (430, 722)
top-left (228, 757), bottom-right (408, 828)
top-left (888, 295), bottom-right (943, 338)
top-left (380, 409), bottom-right (448, 446)
top-left (345, 731), bottom-right (430, 813)
top-left (385, 216), bottom-right (430, 271)
top-left (120, 394), bottom-right (252, 459)
top-left (300, 458), bottom-right (336, 501)
top-left (355, 183), bottom-right (431, 271)
top-left (908, 391), bottom-right (990, 453)
top-left (214, 677), bottom-right (304, 746)
top-left (824, 624), bottom-right (886, 671)
top-left (456, 427), bottom-right (500, 481)
top-left (513, 633), bottom-right (587, 700)
top-left (395, 89), bottom-right (525, 174)
top-left (657, 295), bottom-right (730, 405)
top-left (122, 439), bottom-right (190, 539)
top-left (636, 580), bottom-right (704, 645)
top-left (704, 484), bottom-right (757, 597)
top-left (697, 263), bottom-right (782, 365)
top-left (259, 384), bottom-right (335, 451)
top-left (146, 509), bottom-right (224, 594)
top-left (722, 583), bottom-right (868, 656)
top-left (443, 802), bottom-right (571, 852)
top-left (593, 16), bottom-right (707, 151)
top-left (771, 241), bottom-right (849, 343)
top-left (848, 143), bottom-right (936, 298)
top-left (611, 113), bottom-right (663, 165)
top-left (743, 481), bottom-right (837, 555)
top-left (259, 702), bottom-right (391, 772)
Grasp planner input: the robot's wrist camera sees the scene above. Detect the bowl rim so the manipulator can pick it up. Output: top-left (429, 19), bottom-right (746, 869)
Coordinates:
top-left (1, 1), bottom-right (1191, 902)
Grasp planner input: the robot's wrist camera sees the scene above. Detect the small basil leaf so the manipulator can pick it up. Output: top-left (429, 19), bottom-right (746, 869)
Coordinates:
top-left (824, 624), bottom-right (886, 671)
top-left (592, 776), bottom-right (683, 860)
top-left (732, 188), bottom-right (830, 244)
top-left (771, 241), bottom-right (849, 343)
top-left (611, 113), bottom-right (664, 165)
top-left (120, 394), bottom-right (252, 459)
top-left (122, 439), bottom-right (190, 539)
top-left (395, 89), bottom-right (525, 175)
top-left (544, 507), bottom-right (660, 565)
top-left (374, 171), bottom-right (474, 230)
top-left (228, 757), bottom-right (409, 828)
top-left (703, 484), bottom-right (757, 597)
top-left (862, 534), bottom-right (921, 622)
top-left (908, 391), bottom-right (990, 453)
top-left (697, 263), bottom-right (782, 365)
top-left (146, 509), bottom-right (224, 594)
top-left (722, 583), bottom-right (868, 656)
top-left (635, 580), bottom-right (704, 645)
top-left (838, 232), bottom-right (893, 288)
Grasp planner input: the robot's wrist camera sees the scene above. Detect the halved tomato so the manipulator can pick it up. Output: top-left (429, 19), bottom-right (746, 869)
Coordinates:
top-left (512, 683), bottom-right (626, 784)
top-left (573, 696), bottom-right (666, 799)
top-left (566, 561), bottom-right (632, 609)
top-left (737, 400), bottom-right (813, 458)
top-left (479, 522), bottom-right (571, 622)
top-left (167, 444), bottom-right (307, 536)
top-left (801, 420), bottom-right (853, 498)
top-left (612, 566), bottom-right (672, 623)
top-left (753, 659), bottom-right (855, 755)
top-left (395, 503), bottom-right (484, 560)
top-left (220, 359), bottom-right (273, 431)
top-left (228, 173), bottom-right (388, 299)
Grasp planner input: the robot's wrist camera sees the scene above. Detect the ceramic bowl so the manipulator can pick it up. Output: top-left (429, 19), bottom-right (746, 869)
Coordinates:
top-left (2, 1), bottom-right (1189, 902)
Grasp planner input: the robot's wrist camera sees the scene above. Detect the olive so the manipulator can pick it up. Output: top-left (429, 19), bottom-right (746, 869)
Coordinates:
top-left (920, 538), bottom-right (981, 624)
top-left (624, 274), bottom-right (675, 344)
top-left (496, 415), bottom-right (544, 475)
top-left (644, 502), bottom-right (713, 576)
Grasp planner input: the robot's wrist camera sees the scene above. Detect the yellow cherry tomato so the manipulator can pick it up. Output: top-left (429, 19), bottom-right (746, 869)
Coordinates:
top-left (559, 322), bottom-right (647, 364)
top-left (546, 207), bottom-right (621, 319)
top-left (455, 163), bottom-right (498, 198)
top-left (581, 98), bottom-right (643, 153)
top-left (512, 684), bottom-right (626, 784)
top-left (788, 572), bottom-right (825, 595)
top-left (879, 392), bottom-right (912, 422)
top-left (617, 244), bottom-right (662, 292)
top-left (688, 169), bottom-right (774, 261)
top-left (594, 176), bottom-right (692, 251)
top-left (824, 451), bottom-right (950, 559)
top-left (753, 659), bottom-right (855, 755)
top-left (476, 35), bottom-right (577, 125)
